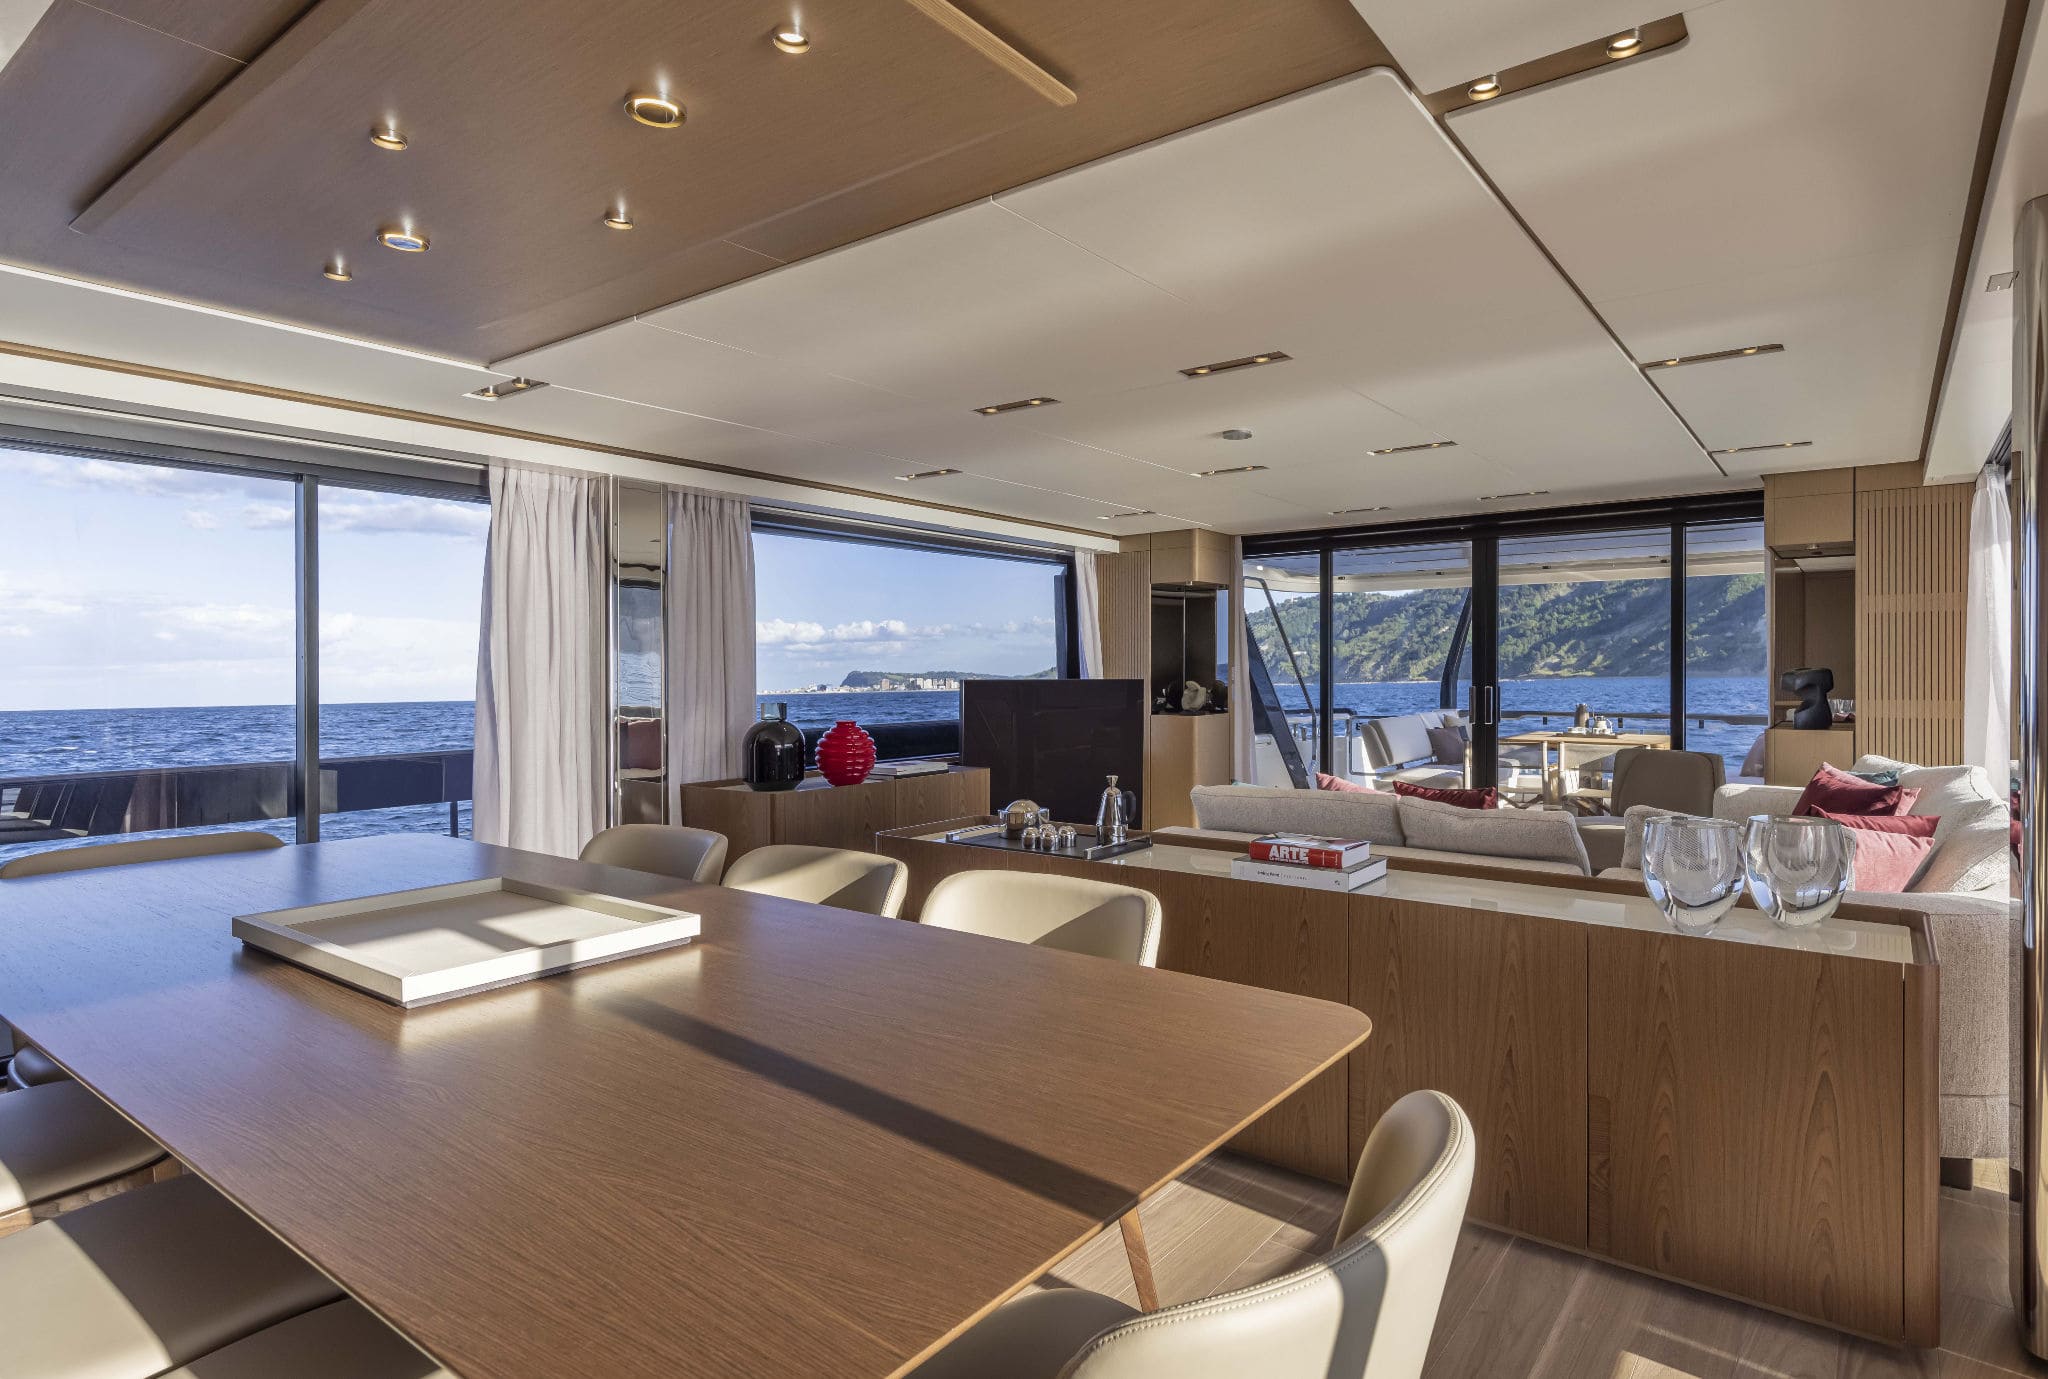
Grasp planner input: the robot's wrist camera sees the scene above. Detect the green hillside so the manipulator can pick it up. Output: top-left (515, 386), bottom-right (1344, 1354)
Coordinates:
top-left (1246, 574), bottom-right (1765, 682)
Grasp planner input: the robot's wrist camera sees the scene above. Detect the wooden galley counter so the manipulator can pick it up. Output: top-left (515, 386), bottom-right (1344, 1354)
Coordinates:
top-left (877, 821), bottom-right (1941, 1347)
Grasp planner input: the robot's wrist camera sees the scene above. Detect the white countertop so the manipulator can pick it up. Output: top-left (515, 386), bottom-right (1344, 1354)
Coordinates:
top-left (916, 832), bottom-right (1917, 966)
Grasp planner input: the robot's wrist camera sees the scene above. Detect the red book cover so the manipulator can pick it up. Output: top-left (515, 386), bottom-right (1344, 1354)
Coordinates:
top-left (1248, 834), bottom-right (1371, 869)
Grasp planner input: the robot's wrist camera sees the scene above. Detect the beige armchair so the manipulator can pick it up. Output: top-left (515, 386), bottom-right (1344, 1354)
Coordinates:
top-left (158, 1300), bottom-right (450, 1379)
top-left (722, 845), bottom-right (909, 917)
top-left (919, 871), bottom-right (1161, 967)
top-left (909, 1090), bottom-right (1475, 1379)
top-left (578, 824), bottom-right (727, 884)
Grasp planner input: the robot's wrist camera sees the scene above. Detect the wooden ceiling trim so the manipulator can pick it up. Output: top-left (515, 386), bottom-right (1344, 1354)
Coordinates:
top-left (70, 0), bottom-right (380, 234)
top-left (76, 0), bottom-right (311, 63)
top-left (903, 0), bottom-right (1077, 107)
top-left (1422, 13), bottom-right (1688, 117)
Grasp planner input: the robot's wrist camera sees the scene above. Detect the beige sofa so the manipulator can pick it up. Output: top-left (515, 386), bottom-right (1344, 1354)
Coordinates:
top-left (1600, 759), bottom-right (2013, 1161)
top-left (1180, 784), bottom-right (1592, 875)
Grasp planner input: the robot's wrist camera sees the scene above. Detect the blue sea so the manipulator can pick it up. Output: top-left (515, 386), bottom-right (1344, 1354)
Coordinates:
top-left (0, 675), bottom-right (1769, 857)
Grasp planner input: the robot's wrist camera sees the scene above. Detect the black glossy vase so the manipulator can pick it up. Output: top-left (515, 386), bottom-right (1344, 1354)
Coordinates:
top-left (742, 703), bottom-right (806, 792)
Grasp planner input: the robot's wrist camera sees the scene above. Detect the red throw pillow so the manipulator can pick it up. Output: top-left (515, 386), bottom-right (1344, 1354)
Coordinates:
top-left (1314, 773), bottom-right (1374, 793)
top-left (1793, 763), bottom-right (1904, 818)
top-left (1815, 809), bottom-right (1938, 838)
top-left (1393, 780), bottom-right (1497, 809)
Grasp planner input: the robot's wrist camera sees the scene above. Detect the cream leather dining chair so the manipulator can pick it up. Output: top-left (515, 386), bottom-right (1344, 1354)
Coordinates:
top-left (0, 1079), bottom-right (170, 1234)
top-left (578, 823), bottom-right (728, 884)
top-left (909, 1090), bottom-right (1475, 1379)
top-left (4, 831), bottom-right (286, 1090)
top-left (158, 1299), bottom-right (450, 1379)
top-left (2, 1173), bottom-right (345, 1379)
top-left (722, 844), bottom-right (910, 917)
top-left (919, 870), bottom-right (1161, 967)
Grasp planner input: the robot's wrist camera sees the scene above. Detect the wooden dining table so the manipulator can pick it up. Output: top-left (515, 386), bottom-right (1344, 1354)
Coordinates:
top-left (0, 833), bottom-right (1369, 1379)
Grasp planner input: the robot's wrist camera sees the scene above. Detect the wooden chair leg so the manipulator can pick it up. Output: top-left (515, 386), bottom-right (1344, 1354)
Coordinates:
top-left (1119, 1208), bottom-right (1161, 1313)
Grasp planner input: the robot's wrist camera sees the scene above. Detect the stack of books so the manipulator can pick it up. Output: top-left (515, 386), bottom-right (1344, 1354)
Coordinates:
top-left (867, 760), bottom-right (949, 779)
top-left (1229, 833), bottom-right (1387, 891)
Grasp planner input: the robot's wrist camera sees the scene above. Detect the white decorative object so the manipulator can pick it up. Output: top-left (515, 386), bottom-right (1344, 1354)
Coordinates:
top-left (234, 878), bottom-right (700, 1007)
top-left (1181, 680), bottom-right (1210, 712)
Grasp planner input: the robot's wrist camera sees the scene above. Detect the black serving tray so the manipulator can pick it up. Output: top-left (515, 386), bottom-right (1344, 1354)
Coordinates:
top-left (944, 825), bottom-right (1154, 863)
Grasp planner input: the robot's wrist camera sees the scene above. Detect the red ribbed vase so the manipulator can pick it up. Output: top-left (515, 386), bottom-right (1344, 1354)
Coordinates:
top-left (816, 720), bottom-right (877, 786)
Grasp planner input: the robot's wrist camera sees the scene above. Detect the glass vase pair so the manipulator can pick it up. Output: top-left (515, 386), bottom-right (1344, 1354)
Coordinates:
top-left (1640, 814), bottom-right (1853, 935)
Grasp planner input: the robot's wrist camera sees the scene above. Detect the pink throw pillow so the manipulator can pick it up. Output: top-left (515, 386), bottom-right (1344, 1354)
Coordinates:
top-left (1393, 780), bottom-right (1497, 809)
top-left (1314, 773), bottom-right (1374, 793)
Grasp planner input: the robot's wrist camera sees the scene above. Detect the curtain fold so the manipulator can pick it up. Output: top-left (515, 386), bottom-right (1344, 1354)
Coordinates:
top-left (473, 464), bottom-right (611, 857)
top-left (666, 488), bottom-right (756, 811)
top-left (1965, 462), bottom-right (2013, 790)
top-left (1228, 536), bottom-right (1253, 782)
top-left (1073, 549), bottom-right (1104, 677)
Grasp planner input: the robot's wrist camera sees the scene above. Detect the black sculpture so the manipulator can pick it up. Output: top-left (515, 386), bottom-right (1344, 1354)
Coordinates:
top-left (1780, 666), bottom-right (1836, 730)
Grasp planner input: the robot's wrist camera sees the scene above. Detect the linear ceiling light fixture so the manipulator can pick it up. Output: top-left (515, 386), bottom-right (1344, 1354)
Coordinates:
top-left (772, 22), bottom-right (810, 53)
top-left (1365, 440), bottom-right (1456, 456)
top-left (1193, 464), bottom-right (1269, 478)
top-left (895, 467), bottom-right (962, 481)
top-left (1180, 351), bottom-right (1290, 378)
top-left (465, 377), bottom-right (547, 402)
top-left (1429, 14), bottom-right (1687, 115)
top-left (1708, 440), bottom-right (1812, 456)
top-left (1478, 490), bottom-right (1550, 501)
top-left (1641, 343), bottom-right (1784, 369)
top-left (1329, 505), bottom-right (1391, 515)
top-left (973, 396), bottom-right (1058, 415)
top-left (1097, 510), bottom-right (1157, 520)
top-left (625, 93), bottom-right (685, 128)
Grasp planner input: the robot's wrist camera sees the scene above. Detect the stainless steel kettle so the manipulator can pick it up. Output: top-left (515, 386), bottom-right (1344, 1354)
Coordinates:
top-left (1095, 775), bottom-right (1135, 844)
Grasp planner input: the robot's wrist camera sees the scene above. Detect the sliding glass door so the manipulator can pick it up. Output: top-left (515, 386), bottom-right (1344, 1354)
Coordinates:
top-left (1240, 496), bottom-right (1765, 806)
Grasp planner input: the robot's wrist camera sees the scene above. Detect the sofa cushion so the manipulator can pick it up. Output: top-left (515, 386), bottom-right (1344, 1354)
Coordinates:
top-left (1793, 762), bottom-right (1906, 817)
top-left (1912, 799), bottom-right (2012, 895)
top-left (1814, 809), bottom-right (1938, 838)
top-left (1372, 715), bottom-right (1436, 766)
top-left (1394, 780), bottom-right (1497, 810)
top-left (1619, 804), bottom-right (1685, 871)
top-left (1395, 796), bottom-right (1591, 873)
top-left (1842, 829), bottom-right (1937, 893)
top-left (1852, 755), bottom-right (1999, 818)
top-left (1426, 725), bottom-right (1467, 765)
top-left (1190, 784), bottom-right (1405, 846)
top-left (1314, 773), bottom-right (1373, 793)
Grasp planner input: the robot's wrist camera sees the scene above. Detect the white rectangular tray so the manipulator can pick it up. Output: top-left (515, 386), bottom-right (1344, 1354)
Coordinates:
top-left (233, 877), bottom-right (701, 1008)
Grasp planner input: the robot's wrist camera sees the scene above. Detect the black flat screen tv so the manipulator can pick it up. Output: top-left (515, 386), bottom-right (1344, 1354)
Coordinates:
top-left (960, 678), bottom-right (1146, 828)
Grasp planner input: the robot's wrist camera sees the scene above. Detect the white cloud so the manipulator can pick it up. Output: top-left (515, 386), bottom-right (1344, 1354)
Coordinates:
top-left (182, 509), bottom-right (221, 530)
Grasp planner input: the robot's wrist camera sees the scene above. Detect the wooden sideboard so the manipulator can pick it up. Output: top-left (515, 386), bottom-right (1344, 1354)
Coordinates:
top-left (876, 821), bottom-right (1940, 1347)
top-left (678, 768), bottom-right (989, 857)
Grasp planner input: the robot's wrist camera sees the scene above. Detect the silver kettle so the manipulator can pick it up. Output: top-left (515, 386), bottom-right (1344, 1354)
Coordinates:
top-left (1095, 775), bottom-right (1136, 844)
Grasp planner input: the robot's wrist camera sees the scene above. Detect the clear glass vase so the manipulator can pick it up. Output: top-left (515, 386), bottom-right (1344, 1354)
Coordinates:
top-left (1743, 814), bottom-right (1853, 929)
top-left (1641, 816), bottom-right (1743, 935)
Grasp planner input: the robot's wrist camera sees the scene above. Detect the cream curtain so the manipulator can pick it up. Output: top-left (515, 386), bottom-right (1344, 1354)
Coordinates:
top-left (1965, 461), bottom-right (2013, 790)
top-left (1073, 549), bottom-right (1104, 677)
top-left (473, 464), bottom-right (611, 857)
top-left (666, 488), bottom-right (756, 809)
top-left (1228, 536), bottom-right (1254, 781)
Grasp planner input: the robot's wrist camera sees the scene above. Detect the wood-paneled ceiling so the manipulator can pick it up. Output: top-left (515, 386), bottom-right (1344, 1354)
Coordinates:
top-left (1, 0), bottom-right (1387, 360)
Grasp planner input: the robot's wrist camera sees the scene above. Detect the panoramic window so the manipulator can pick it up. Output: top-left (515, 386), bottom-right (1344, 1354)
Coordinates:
top-left (0, 446), bottom-right (300, 862)
top-left (751, 527), bottom-right (1065, 741)
top-left (317, 485), bottom-right (489, 839)
top-left (1241, 550), bottom-right (1323, 783)
top-left (1683, 519), bottom-right (1770, 777)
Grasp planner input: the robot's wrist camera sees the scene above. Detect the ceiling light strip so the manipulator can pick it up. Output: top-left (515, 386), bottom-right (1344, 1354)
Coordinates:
top-left (1180, 351), bottom-right (1290, 379)
top-left (1641, 343), bottom-right (1783, 370)
top-left (895, 467), bottom-right (962, 481)
top-left (1365, 440), bottom-right (1456, 456)
top-left (1426, 13), bottom-right (1688, 116)
top-left (972, 396), bottom-right (1059, 416)
top-left (1193, 464), bottom-right (1268, 478)
top-left (1478, 490), bottom-right (1551, 501)
top-left (1707, 440), bottom-right (1812, 456)
top-left (1329, 505), bottom-right (1391, 516)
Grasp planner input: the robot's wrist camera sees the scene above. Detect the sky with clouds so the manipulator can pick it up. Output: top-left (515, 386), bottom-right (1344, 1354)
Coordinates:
top-left (0, 450), bottom-right (1063, 712)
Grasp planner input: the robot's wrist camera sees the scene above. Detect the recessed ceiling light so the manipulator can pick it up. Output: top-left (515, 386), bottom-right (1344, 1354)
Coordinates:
top-left (972, 396), bottom-right (1059, 416)
top-left (321, 263), bottom-right (351, 282)
top-left (1478, 490), bottom-right (1550, 501)
top-left (772, 23), bottom-right (810, 53)
top-left (369, 127), bottom-right (407, 151)
top-left (1219, 428), bottom-right (1254, 441)
top-left (895, 468), bottom-right (962, 481)
top-left (624, 93), bottom-right (685, 128)
top-left (1468, 75), bottom-right (1502, 100)
top-left (1708, 440), bottom-right (1813, 456)
top-left (1179, 351), bottom-right (1291, 379)
top-left (465, 377), bottom-right (548, 402)
top-left (1605, 28), bottom-right (1642, 58)
top-left (603, 211), bottom-right (635, 230)
top-left (1640, 343), bottom-right (1783, 369)
top-left (1329, 505), bottom-right (1391, 516)
top-left (376, 227), bottom-right (428, 253)
top-left (1365, 440), bottom-right (1456, 456)
top-left (1193, 464), bottom-right (1269, 478)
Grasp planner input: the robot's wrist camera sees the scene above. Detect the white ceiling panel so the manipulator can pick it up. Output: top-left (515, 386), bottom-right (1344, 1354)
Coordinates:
top-left (1347, 0), bottom-right (1690, 95)
top-left (0, 263), bottom-right (501, 412)
top-left (634, 200), bottom-right (1243, 409)
top-left (1240, 446), bottom-right (1521, 511)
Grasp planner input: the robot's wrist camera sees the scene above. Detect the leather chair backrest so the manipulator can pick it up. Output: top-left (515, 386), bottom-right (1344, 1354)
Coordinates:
top-left (1365, 716), bottom-right (1434, 769)
top-left (722, 845), bottom-right (910, 917)
top-left (919, 871), bottom-right (1161, 967)
top-left (1610, 748), bottom-right (1725, 817)
top-left (0, 830), bottom-right (284, 880)
top-left (578, 824), bottom-right (728, 884)
top-left (1064, 1091), bottom-right (1474, 1379)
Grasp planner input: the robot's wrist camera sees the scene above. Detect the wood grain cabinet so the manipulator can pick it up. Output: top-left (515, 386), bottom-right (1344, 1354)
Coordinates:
top-left (679, 768), bottom-right (989, 858)
top-left (1147, 529), bottom-right (1234, 588)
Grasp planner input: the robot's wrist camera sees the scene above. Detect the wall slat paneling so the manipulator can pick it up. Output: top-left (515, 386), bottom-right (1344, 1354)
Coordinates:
top-left (1854, 483), bottom-right (1970, 766)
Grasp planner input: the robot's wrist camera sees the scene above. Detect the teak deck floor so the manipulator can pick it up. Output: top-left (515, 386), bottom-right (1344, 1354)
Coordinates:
top-left (1038, 1154), bottom-right (2047, 1379)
